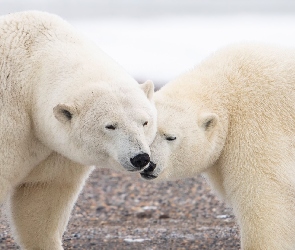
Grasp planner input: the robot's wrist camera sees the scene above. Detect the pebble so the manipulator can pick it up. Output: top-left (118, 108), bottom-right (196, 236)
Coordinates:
top-left (0, 169), bottom-right (240, 249)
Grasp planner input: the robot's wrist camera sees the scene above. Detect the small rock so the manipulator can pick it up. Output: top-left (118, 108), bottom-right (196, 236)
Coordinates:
top-left (159, 214), bottom-right (170, 219)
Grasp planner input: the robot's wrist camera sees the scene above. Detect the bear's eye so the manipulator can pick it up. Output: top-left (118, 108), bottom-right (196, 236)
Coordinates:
top-left (105, 124), bottom-right (116, 130)
top-left (165, 135), bottom-right (177, 141)
top-left (143, 121), bottom-right (148, 126)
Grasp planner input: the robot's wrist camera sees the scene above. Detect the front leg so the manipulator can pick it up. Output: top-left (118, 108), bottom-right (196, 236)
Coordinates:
top-left (6, 153), bottom-right (94, 250)
top-left (225, 164), bottom-right (295, 250)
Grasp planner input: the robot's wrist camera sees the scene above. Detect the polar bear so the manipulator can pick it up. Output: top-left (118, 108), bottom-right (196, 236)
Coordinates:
top-left (0, 11), bottom-right (156, 249)
top-left (141, 44), bottom-right (295, 249)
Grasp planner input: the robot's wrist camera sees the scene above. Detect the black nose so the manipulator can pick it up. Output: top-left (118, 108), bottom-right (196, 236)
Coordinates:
top-left (130, 153), bottom-right (150, 169)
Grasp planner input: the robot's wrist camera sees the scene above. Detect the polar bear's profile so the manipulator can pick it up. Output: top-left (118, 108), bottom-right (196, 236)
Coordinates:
top-left (0, 11), bottom-right (156, 249)
top-left (141, 44), bottom-right (295, 249)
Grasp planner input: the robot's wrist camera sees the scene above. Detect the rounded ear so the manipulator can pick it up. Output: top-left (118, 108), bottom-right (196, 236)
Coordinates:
top-left (140, 80), bottom-right (154, 100)
top-left (53, 104), bottom-right (76, 124)
top-left (199, 113), bottom-right (218, 131)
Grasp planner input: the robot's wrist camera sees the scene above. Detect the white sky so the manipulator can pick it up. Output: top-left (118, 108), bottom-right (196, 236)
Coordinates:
top-left (71, 14), bottom-right (295, 86)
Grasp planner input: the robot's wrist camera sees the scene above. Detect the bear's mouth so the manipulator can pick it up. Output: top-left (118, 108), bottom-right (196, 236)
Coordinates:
top-left (140, 161), bottom-right (158, 180)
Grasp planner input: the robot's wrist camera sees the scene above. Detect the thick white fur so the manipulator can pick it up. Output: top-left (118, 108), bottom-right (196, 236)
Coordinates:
top-left (0, 11), bottom-right (156, 249)
top-left (148, 44), bottom-right (295, 249)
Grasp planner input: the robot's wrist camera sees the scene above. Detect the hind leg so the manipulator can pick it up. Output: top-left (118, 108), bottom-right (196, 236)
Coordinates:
top-left (6, 153), bottom-right (94, 250)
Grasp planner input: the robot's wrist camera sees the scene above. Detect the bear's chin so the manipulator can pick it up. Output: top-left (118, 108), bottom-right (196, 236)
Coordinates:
top-left (140, 172), bottom-right (158, 180)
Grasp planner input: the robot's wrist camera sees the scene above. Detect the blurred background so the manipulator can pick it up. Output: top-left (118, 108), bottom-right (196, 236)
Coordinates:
top-left (1, 0), bottom-right (295, 87)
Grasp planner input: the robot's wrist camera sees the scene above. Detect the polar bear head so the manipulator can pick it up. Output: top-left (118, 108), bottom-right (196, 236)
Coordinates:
top-left (140, 86), bottom-right (225, 181)
top-left (49, 80), bottom-right (157, 172)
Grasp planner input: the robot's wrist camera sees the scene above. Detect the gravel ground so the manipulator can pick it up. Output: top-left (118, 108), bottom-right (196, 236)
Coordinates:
top-left (0, 168), bottom-right (240, 249)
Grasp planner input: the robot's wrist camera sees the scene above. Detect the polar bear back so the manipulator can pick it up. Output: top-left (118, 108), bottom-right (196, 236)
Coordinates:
top-left (0, 11), bottom-right (137, 103)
